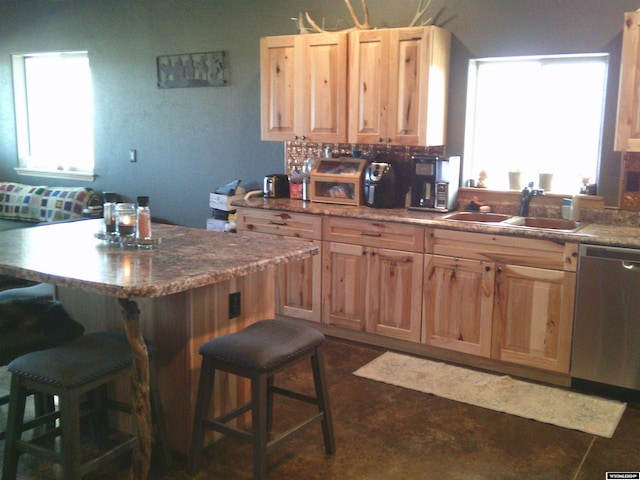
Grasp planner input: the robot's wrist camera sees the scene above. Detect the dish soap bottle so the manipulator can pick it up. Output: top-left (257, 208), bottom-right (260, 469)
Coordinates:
top-left (136, 196), bottom-right (152, 241)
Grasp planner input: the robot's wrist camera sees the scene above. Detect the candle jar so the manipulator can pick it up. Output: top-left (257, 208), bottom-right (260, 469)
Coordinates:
top-left (103, 192), bottom-right (117, 234)
top-left (116, 203), bottom-right (137, 236)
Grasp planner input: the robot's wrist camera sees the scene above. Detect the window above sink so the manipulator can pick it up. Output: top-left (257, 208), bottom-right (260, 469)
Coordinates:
top-left (463, 53), bottom-right (608, 194)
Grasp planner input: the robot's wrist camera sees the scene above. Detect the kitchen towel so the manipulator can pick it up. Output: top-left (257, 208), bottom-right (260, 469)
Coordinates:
top-left (353, 351), bottom-right (626, 438)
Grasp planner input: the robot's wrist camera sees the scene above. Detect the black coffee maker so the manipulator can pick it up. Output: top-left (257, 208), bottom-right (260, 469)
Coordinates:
top-left (364, 162), bottom-right (398, 208)
top-left (409, 155), bottom-right (460, 212)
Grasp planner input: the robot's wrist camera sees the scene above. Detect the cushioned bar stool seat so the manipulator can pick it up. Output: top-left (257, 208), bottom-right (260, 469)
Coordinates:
top-left (187, 318), bottom-right (335, 479)
top-left (2, 331), bottom-right (170, 480)
top-left (0, 296), bottom-right (85, 441)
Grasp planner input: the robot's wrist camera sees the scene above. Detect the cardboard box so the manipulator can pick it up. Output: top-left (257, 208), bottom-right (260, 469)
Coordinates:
top-left (209, 187), bottom-right (246, 211)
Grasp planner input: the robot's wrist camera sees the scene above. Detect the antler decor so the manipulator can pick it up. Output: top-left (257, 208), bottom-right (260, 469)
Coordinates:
top-left (302, 0), bottom-right (434, 33)
top-left (304, 0), bottom-right (370, 33)
top-left (408, 0), bottom-right (434, 27)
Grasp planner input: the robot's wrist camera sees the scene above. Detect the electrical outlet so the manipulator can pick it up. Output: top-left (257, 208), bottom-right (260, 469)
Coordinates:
top-left (229, 291), bottom-right (241, 319)
top-left (129, 149), bottom-right (137, 163)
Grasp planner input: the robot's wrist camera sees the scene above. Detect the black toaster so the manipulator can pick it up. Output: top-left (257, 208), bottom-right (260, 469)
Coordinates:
top-left (263, 174), bottom-right (290, 198)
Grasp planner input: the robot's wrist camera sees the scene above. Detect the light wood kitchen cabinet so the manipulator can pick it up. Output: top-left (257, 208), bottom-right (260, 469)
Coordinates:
top-left (426, 228), bottom-right (578, 373)
top-left (492, 264), bottom-right (575, 373)
top-left (236, 208), bottom-right (322, 323)
top-left (348, 26), bottom-right (451, 146)
top-left (260, 32), bottom-right (348, 142)
top-left (615, 11), bottom-right (640, 151)
top-left (322, 217), bottom-right (424, 342)
top-left (422, 255), bottom-right (495, 357)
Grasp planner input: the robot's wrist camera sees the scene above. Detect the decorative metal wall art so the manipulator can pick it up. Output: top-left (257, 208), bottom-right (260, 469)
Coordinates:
top-left (157, 51), bottom-right (228, 88)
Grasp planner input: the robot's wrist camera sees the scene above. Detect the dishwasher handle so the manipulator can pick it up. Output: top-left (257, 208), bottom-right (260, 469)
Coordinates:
top-left (581, 245), bottom-right (640, 265)
top-left (622, 261), bottom-right (640, 271)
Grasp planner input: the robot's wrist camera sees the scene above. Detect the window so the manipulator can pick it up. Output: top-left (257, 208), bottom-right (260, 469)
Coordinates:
top-left (463, 53), bottom-right (608, 193)
top-left (12, 51), bottom-right (95, 181)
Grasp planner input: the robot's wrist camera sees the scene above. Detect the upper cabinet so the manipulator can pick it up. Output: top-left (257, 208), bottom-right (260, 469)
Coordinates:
top-left (260, 26), bottom-right (451, 146)
top-left (616, 11), bottom-right (640, 151)
top-left (260, 33), bottom-right (348, 142)
top-left (349, 26), bottom-right (451, 146)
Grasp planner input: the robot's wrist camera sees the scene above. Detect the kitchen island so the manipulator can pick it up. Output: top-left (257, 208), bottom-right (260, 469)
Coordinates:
top-left (0, 219), bottom-right (318, 475)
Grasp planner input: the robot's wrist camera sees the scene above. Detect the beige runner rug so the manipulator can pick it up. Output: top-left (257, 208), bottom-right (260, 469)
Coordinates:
top-left (353, 351), bottom-right (626, 438)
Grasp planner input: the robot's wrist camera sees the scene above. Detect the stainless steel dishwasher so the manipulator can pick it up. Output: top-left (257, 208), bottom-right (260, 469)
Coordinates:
top-left (572, 244), bottom-right (640, 391)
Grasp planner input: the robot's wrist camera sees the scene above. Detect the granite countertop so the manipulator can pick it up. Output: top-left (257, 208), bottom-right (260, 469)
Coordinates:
top-left (234, 198), bottom-right (640, 249)
top-left (0, 219), bottom-right (318, 298)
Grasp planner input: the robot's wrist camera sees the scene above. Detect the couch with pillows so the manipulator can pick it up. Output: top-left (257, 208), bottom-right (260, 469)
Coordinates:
top-left (0, 182), bottom-right (102, 290)
top-left (0, 182), bottom-right (101, 232)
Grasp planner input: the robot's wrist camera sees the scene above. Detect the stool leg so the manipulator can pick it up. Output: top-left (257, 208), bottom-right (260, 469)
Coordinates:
top-left (89, 384), bottom-right (110, 447)
top-left (187, 357), bottom-right (216, 475)
top-left (59, 389), bottom-right (82, 480)
top-left (2, 375), bottom-right (28, 480)
top-left (266, 375), bottom-right (275, 433)
top-left (252, 373), bottom-right (269, 480)
top-left (311, 347), bottom-right (336, 455)
top-left (150, 362), bottom-right (172, 468)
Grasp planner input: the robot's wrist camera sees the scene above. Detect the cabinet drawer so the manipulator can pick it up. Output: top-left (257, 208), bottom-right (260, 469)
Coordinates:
top-left (430, 228), bottom-right (579, 272)
top-left (236, 208), bottom-right (322, 240)
top-left (324, 217), bottom-right (424, 252)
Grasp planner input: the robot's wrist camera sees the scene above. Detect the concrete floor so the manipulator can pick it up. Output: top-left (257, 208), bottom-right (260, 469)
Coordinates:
top-left (3, 337), bottom-right (640, 479)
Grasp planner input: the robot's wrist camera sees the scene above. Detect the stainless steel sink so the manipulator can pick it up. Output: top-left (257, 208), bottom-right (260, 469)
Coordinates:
top-left (502, 216), bottom-right (584, 231)
top-left (443, 212), bottom-right (512, 223)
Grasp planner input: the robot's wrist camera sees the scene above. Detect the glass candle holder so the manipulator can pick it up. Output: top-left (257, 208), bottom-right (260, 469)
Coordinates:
top-left (103, 192), bottom-right (117, 234)
top-left (116, 203), bottom-right (137, 236)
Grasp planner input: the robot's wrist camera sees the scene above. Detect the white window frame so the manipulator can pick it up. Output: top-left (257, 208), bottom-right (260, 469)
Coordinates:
top-left (463, 53), bottom-right (608, 194)
top-left (11, 51), bottom-right (95, 181)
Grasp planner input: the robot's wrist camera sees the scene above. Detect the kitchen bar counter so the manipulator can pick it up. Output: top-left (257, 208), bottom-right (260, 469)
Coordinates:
top-left (234, 197), bottom-right (640, 248)
top-left (0, 219), bottom-right (318, 468)
top-left (0, 219), bottom-right (318, 298)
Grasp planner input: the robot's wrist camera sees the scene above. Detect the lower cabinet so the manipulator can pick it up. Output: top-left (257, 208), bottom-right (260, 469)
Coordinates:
top-left (238, 208), bottom-right (578, 376)
top-left (492, 263), bottom-right (575, 373)
top-left (422, 255), bottom-right (495, 357)
top-left (425, 228), bottom-right (578, 374)
top-left (322, 241), bottom-right (423, 342)
top-left (276, 239), bottom-right (322, 322)
top-left (236, 208), bottom-right (322, 323)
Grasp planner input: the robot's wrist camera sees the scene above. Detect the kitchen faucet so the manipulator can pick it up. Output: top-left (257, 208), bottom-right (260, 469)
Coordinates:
top-left (519, 182), bottom-right (544, 216)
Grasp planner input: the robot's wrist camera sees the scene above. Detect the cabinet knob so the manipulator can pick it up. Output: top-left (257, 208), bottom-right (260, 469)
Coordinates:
top-left (496, 267), bottom-right (503, 274)
top-left (300, 135), bottom-right (306, 141)
top-left (387, 138), bottom-right (392, 143)
top-left (294, 135), bottom-right (298, 140)
top-left (378, 137), bottom-right (384, 143)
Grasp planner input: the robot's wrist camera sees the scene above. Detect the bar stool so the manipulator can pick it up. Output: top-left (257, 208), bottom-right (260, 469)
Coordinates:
top-left (0, 293), bottom-right (85, 441)
top-left (187, 318), bottom-right (335, 479)
top-left (2, 331), bottom-right (171, 480)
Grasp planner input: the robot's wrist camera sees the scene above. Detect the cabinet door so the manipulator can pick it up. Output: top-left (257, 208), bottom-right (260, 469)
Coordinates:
top-left (387, 27), bottom-right (450, 147)
top-left (260, 35), bottom-right (298, 141)
top-left (492, 264), bottom-right (575, 373)
top-left (616, 11), bottom-right (640, 151)
top-left (367, 248), bottom-right (423, 342)
top-left (423, 255), bottom-right (495, 357)
top-left (322, 241), bottom-right (367, 331)
top-left (348, 29), bottom-right (390, 144)
top-left (276, 240), bottom-right (322, 323)
top-left (299, 32), bottom-right (348, 142)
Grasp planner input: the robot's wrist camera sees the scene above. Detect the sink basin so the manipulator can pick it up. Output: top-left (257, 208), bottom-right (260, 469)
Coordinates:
top-left (502, 217), bottom-right (583, 231)
top-left (443, 212), bottom-right (512, 223)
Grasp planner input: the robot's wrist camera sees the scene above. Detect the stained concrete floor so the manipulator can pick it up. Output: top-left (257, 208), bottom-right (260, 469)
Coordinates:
top-left (2, 337), bottom-right (640, 479)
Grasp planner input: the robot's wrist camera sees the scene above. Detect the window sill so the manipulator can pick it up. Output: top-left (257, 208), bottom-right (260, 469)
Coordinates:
top-left (14, 167), bottom-right (96, 182)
